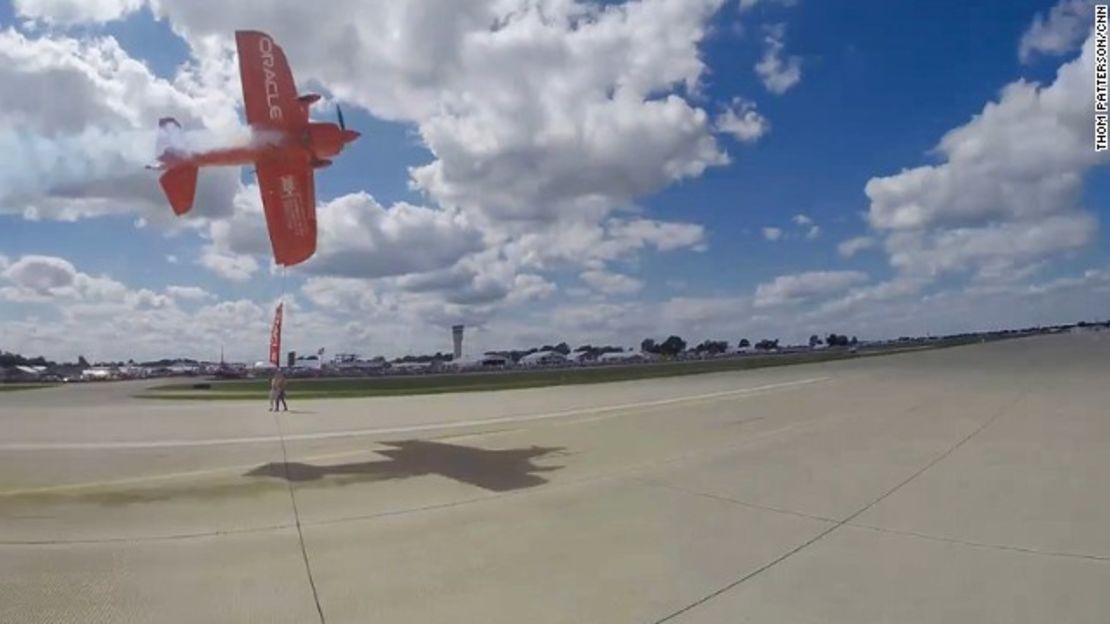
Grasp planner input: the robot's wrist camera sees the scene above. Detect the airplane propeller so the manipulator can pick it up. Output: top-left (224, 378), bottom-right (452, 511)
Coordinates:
top-left (337, 104), bottom-right (346, 130)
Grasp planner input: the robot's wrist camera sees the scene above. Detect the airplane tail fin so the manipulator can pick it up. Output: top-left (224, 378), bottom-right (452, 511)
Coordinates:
top-left (152, 117), bottom-right (197, 215)
top-left (159, 165), bottom-right (198, 216)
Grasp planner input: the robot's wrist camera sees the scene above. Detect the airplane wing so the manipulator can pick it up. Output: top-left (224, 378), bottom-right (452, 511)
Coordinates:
top-left (235, 31), bottom-right (302, 128)
top-left (255, 156), bottom-right (317, 266)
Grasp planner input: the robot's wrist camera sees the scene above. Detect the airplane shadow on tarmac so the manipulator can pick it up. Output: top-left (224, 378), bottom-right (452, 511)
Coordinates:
top-left (245, 439), bottom-right (567, 492)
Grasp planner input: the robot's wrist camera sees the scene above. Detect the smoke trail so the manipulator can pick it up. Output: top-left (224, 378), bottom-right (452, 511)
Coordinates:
top-left (0, 127), bottom-right (147, 200)
top-left (0, 123), bottom-right (264, 205)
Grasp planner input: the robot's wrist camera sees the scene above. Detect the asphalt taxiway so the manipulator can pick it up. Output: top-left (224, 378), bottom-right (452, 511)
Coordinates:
top-left (1, 334), bottom-right (1107, 623)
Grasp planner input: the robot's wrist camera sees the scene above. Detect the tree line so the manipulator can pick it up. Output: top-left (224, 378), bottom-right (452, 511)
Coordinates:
top-left (393, 332), bottom-right (863, 365)
top-left (482, 343), bottom-right (625, 362)
top-left (639, 335), bottom-right (849, 356)
top-left (0, 351), bottom-right (55, 368)
top-left (808, 334), bottom-right (858, 348)
top-left (0, 352), bottom-right (203, 369)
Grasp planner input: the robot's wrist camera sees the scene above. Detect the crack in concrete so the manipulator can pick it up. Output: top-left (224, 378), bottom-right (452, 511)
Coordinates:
top-left (649, 390), bottom-right (1028, 623)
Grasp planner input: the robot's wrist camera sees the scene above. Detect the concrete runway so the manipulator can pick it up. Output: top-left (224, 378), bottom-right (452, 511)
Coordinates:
top-left (1, 334), bottom-right (1108, 623)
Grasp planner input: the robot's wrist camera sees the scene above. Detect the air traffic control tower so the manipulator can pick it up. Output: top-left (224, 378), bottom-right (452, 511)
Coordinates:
top-left (452, 325), bottom-right (464, 360)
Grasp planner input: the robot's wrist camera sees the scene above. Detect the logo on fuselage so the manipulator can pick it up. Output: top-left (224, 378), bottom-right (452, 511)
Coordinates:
top-left (279, 173), bottom-right (308, 236)
top-left (258, 37), bottom-right (283, 121)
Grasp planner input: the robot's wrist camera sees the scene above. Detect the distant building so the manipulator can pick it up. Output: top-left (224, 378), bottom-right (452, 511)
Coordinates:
top-left (391, 361), bottom-right (430, 373)
top-left (519, 351), bottom-right (567, 367)
top-left (81, 368), bottom-right (114, 381)
top-left (598, 351), bottom-right (646, 364)
top-left (570, 351), bottom-right (595, 364)
top-left (116, 366), bottom-right (149, 379)
top-left (2, 365), bottom-right (47, 382)
top-left (167, 362), bottom-right (200, 375)
top-left (479, 353), bottom-right (511, 368)
top-left (331, 354), bottom-right (388, 371)
top-left (292, 355), bottom-right (322, 371)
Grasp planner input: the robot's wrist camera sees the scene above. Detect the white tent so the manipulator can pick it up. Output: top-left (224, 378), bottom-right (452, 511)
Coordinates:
top-left (81, 368), bottom-right (113, 380)
top-left (519, 351), bottom-right (567, 366)
top-left (479, 354), bottom-right (511, 367)
top-left (293, 355), bottom-right (323, 370)
top-left (598, 351), bottom-right (650, 363)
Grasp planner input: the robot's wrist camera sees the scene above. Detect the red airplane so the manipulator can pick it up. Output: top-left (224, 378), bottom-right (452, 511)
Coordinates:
top-left (149, 31), bottom-right (360, 266)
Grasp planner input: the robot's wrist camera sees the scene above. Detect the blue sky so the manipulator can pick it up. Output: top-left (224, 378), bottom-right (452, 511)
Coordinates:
top-left (0, 0), bottom-right (1107, 362)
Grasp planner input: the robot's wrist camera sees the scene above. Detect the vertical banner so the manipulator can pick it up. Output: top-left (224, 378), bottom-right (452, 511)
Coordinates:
top-left (269, 302), bottom-right (284, 366)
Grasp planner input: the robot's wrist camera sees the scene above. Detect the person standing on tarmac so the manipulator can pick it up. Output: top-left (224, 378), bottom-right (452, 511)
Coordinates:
top-left (269, 369), bottom-right (288, 411)
top-left (268, 371), bottom-right (278, 411)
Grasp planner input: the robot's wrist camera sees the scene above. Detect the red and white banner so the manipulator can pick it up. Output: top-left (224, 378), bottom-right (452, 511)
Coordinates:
top-left (269, 302), bottom-right (283, 366)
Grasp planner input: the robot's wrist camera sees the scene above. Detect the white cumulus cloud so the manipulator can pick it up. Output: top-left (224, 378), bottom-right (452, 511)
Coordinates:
top-left (737, 0), bottom-right (799, 14)
top-left (1019, 0), bottom-right (1097, 63)
top-left (10, 0), bottom-right (734, 321)
top-left (865, 26), bottom-right (1107, 283)
top-left (198, 246), bottom-right (259, 282)
top-left (1, 254), bottom-right (131, 304)
top-left (885, 213), bottom-right (1096, 282)
top-left (14, 0), bottom-right (145, 24)
top-left (716, 97), bottom-right (770, 143)
top-left (0, 28), bottom-right (241, 224)
top-left (837, 236), bottom-right (877, 257)
top-left (166, 285), bottom-right (213, 301)
top-left (754, 270), bottom-right (870, 308)
top-left (755, 24), bottom-right (802, 95)
top-left (304, 193), bottom-right (484, 280)
top-left (88, 0), bottom-right (734, 230)
top-left (580, 269), bottom-right (644, 295)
